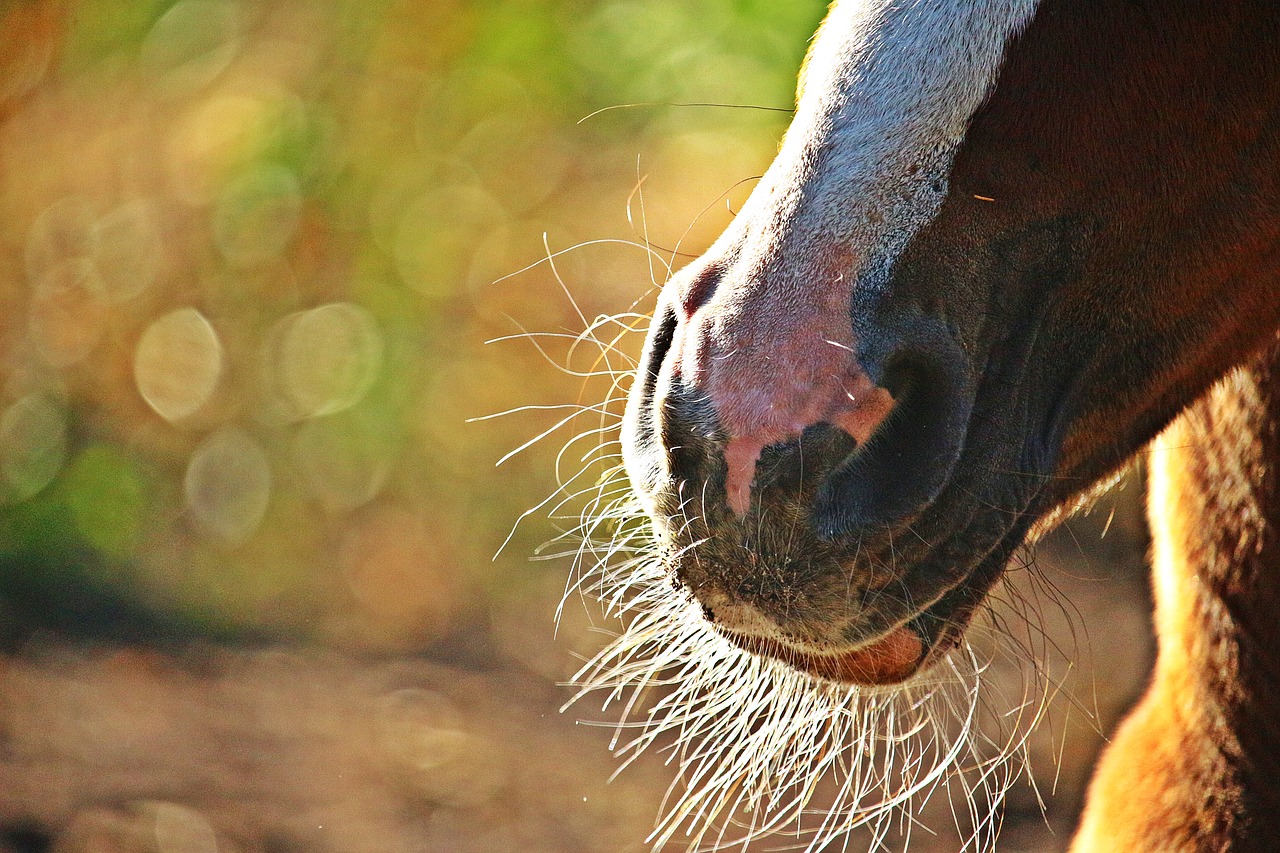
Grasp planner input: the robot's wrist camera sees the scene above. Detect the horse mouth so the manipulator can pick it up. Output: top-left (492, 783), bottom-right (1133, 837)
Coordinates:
top-left (713, 621), bottom-right (927, 687)
top-left (658, 493), bottom-right (1019, 690)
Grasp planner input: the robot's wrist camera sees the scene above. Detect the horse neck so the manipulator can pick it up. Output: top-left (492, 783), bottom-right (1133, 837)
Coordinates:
top-left (1150, 334), bottom-right (1280, 774)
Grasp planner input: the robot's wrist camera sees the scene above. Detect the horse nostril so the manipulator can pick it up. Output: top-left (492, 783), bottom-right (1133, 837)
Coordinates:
top-left (812, 316), bottom-right (975, 539)
top-left (622, 302), bottom-right (680, 509)
top-left (749, 423), bottom-right (855, 495)
top-left (676, 263), bottom-right (722, 319)
top-left (659, 381), bottom-right (722, 486)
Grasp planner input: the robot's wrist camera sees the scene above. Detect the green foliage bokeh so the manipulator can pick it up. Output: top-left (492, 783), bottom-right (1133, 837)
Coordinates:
top-left (0, 0), bottom-right (827, 656)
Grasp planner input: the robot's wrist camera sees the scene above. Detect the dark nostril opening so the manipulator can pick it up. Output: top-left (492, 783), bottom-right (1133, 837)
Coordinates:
top-left (660, 380), bottom-right (720, 485)
top-left (624, 272), bottom-right (739, 524)
top-left (643, 304), bottom-right (678, 387)
top-left (751, 423), bottom-right (855, 497)
top-left (622, 301), bottom-right (680, 504)
top-left (676, 263), bottom-right (722, 318)
top-left (812, 316), bottom-right (975, 539)
top-left (880, 350), bottom-right (928, 400)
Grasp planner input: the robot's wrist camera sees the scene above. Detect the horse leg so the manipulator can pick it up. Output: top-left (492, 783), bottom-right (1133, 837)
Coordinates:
top-left (1073, 334), bottom-right (1280, 852)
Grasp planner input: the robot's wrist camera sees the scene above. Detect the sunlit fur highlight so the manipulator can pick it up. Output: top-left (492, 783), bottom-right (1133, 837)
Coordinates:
top-left (493, 232), bottom-right (1069, 852)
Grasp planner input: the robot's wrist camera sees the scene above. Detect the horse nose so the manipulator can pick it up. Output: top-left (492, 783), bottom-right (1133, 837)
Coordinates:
top-left (654, 307), bottom-right (974, 539)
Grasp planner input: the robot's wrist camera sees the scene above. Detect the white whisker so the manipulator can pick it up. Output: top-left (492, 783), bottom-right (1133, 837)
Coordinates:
top-left (500, 239), bottom-right (1057, 853)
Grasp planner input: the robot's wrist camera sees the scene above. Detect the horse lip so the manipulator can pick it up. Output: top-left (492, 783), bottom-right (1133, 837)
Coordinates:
top-left (713, 623), bottom-right (927, 687)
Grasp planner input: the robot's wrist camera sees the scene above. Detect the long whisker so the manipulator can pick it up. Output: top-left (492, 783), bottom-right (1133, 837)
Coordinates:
top-left (503, 199), bottom-right (1066, 853)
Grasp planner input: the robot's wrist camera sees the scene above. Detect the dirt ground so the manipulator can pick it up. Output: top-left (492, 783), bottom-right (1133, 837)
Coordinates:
top-left (0, 484), bottom-right (1155, 853)
top-left (0, 645), bottom-right (675, 853)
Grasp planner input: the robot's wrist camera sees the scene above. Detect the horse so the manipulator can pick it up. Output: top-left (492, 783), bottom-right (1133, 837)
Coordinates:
top-left (584, 0), bottom-right (1280, 849)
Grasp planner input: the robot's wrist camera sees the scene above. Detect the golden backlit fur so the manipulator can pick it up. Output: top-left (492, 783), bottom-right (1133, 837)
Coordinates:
top-left (1074, 336), bottom-right (1280, 851)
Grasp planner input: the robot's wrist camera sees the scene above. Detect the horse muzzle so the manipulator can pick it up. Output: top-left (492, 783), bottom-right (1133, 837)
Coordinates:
top-left (621, 251), bottom-right (979, 686)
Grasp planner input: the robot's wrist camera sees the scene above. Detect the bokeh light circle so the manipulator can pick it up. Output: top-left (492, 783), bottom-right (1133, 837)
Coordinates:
top-left (213, 165), bottom-right (302, 267)
top-left (90, 199), bottom-right (163, 303)
top-left (0, 394), bottom-right (68, 502)
top-left (141, 0), bottom-right (241, 94)
top-left (293, 410), bottom-right (393, 511)
top-left (263, 302), bottom-right (382, 420)
top-left (29, 258), bottom-right (107, 367)
top-left (134, 308), bottom-right (224, 422)
top-left (25, 197), bottom-right (96, 284)
top-left (184, 426), bottom-right (272, 545)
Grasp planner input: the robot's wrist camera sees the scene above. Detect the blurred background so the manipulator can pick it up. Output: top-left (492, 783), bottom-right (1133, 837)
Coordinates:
top-left (0, 1), bottom-right (1155, 851)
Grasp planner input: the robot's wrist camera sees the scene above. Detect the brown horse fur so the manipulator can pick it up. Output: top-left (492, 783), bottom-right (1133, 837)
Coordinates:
top-left (1074, 338), bottom-right (1280, 851)
top-left (613, 0), bottom-right (1280, 848)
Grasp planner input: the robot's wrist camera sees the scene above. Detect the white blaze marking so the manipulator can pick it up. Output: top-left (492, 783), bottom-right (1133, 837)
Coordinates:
top-left (770, 0), bottom-right (1041, 253)
top-left (674, 0), bottom-right (1041, 513)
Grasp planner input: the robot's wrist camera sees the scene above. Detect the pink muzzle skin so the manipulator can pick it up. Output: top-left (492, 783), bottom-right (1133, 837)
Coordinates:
top-left (669, 264), bottom-right (895, 518)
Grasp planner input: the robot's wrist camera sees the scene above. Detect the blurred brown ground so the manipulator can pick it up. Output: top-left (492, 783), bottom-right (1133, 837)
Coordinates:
top-left (0, 1), bottom-right (1157, 851)
top-left (0, 500), bottom-right (1155, 853)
